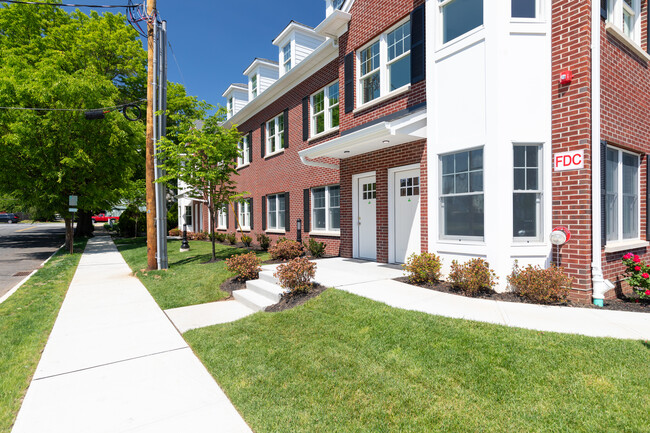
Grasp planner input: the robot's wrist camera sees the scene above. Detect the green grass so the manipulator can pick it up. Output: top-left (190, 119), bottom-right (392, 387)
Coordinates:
top-left (115, 238), bottom-right (269, 309)
top-left (186, 289), bottom-right (650, 433)
top-left (0, 239), bottom-right (86, 433)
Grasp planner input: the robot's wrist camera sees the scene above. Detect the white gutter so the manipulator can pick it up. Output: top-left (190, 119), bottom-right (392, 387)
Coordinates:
top-left (299, 154), bottom-right (339, 170)
top-left (591, 0), bottom-right (607, 306)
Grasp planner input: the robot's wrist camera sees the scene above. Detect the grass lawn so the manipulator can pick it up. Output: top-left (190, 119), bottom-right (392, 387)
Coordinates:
top-left (186, 289), bottom-right (650, 433)
top-left (0, 239), bottom-right (86, 433)
top-left (115, 238), bottom-right (268, 309)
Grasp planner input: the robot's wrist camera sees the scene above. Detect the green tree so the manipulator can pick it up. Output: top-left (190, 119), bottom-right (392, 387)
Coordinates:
top-left (157, 107), bottom-right (242, 262)
top-left (0, 3), bottom-right (146, 248)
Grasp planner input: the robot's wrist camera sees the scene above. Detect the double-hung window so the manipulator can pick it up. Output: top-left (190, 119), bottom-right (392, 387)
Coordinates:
top-left (439, 0), bottom-right (484, 44)
top-left (358, 20), bottom-right (411, 106)
top-left (605, 0), bottom-right (641, 43)
top-left (513, 145), bottom-right (542, 240)
top-left (238, 201), bottom-right (251, 230)
top-left (227, 97), bottom-right (233, 118)
top-left (312, 185), bottom-right (340, 233)
top-left (606, 147), bottom-right (639, 242)
top-left (311, 82), bottom-right (339, 136)
top-left (282, 43), bottom-right (292, 73)
top-left (440, 149), bottom-right (484, 239)
top-left (267, 194), bottom-right (285, 231)
top-left (237, 135), bottom-right (250, 167)
top-left (251, 74), bottom-right (258, 98)
top-left (266, 113), bottom-right (285, 155)
top-left (217, 206), bottom-right (227, 229)
top-left (184, 205), bottom-right (192, 227)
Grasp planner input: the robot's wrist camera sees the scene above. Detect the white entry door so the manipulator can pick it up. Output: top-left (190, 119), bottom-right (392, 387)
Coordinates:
top-left (394, 168), bottom-right (420, 263)
top-left (357, 175), bottom-right (377, 260)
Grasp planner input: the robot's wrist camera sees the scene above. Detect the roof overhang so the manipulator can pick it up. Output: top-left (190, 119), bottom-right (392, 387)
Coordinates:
top-left (243, 58), bottom-right (279, 76)
top-left (299, 109), bottom-right (427, 164)
top-left (315, 9), bottom-right (351, 39)
top-left (273, 21), bottom-right (318, 46)
top-left (222, 83), bottom-right (248, 98)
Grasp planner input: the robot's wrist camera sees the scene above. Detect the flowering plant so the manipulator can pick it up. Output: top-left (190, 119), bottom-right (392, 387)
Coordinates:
top-left (621, 253), bottom-right (650, 300)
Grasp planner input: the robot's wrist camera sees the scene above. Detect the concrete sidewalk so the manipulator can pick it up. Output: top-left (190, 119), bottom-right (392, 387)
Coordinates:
top-left (12, 235), bottom-right (252, 433)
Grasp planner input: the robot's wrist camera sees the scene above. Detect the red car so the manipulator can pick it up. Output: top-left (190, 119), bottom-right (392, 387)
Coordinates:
top-left (91, 213), bottom-right (119, 224)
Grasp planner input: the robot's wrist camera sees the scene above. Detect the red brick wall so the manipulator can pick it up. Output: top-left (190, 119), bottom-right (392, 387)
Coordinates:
top-left (340, 139), bottom-right (427, 262)
top-left (551, 0), bottom-right (594, 301)
top-left (600, 0), bottom-right (650, 297)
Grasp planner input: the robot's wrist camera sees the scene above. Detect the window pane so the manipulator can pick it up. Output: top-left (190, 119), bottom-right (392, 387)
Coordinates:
top-left (455, 152), bottom-right (469, 172)
top-left (512, 0), bottom-right (536, 18)
top-left (606, 192), bottom-right (618, 241)
top-left (387, 21), bottom-right (411, 61)
top-left (314, 209), bottom-right (326, 230)
top-left (315, 113), bottom-right (325, 134)
top-left (328, 82), bottom-right (339, 105)
top-left (442, 0), bottom-right (484, 44)
top-left (623, 195), bottom-right (638, 239)
top-left (330, 207), bottom-right (340, 230)
top-left (442, 174), bottom-right (454, 194)
top-left (330, 106), bottom-right (340, 128)
top-left (455, 173), bottom-right (468, 193)
top-left (526, 145), bottom-right (538, 167)
top-left (606, 149), bottom-right (618, 194)
top-left (513, 192), bottom-right (538, 237)
top-left (442, 154), bottom-right (454, 175)
top-left (622, 153), bottom-right (638, 195)
top-left (513, 146), bottom-right (525, 167)
top-left (313, 91), bottom-right (324, 114)
top-left (389, 54), bottom-right (411, 90)
top-left (470, 171), bottom-right (483, 192)
top-left (470, 149), bottom-right (483, 170)
top-left (362, 72), bottom-right (380, 103)
top-left (526, 168), bottom-right (538, 190)
top-left (514, 168), bottom-right (526, 190)
top-left (329, 186), bottom-right (340, 207)
top-left (269, 197), bottom-right (277, 229)
top-left (360, 41), bottom-right (380, 76)
top-left (443, 195), bottom-right (484, 237)
top-left (313, 188), bottom-right (325, 208)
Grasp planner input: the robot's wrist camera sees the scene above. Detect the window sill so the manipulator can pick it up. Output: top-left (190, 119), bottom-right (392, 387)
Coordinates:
top-left (237, 163), bottom-right (250, 170)
top-left (604, 239), bottom-right (649, 253)
top-left (353, 85), bottom-right (411, 114)
top-left (237, 227), bottom-right (251, 232)
top-left (266, 229), bottom-right (286, 234)
top-left (309, 230), bottom-right (340, 237)
top-left (264, 149), bottom-right (285, 159)
top-left (605, 24), bottom-right (650, 62)
top-left (217, 226), bottom-right (227, 231)
top-left (309, 127), bottom-right (340, 142)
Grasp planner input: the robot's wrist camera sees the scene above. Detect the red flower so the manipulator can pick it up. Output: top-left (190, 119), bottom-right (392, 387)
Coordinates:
top-left (633, 255), bottom-right (641, 263)
top-left (642, 273), bottom-right (649, 279)
top-left (645, 290), bottom-right (650, 296)
top-left (635, 266), bottom-right (642, 271)
top-left (624, 253), bottom-right (633, 260)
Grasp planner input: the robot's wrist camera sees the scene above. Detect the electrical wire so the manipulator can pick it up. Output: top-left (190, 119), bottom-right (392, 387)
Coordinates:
top-left (0, 0), bottom-right (139, 7)
top-left (167, 40), bottom-right (186, 89)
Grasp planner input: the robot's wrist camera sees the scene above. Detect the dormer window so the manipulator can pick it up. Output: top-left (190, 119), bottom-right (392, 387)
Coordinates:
top-left (282, 43), bottom-right (292, 73)
top-left (251, 74), bottom-right (258, 98)
top-left (227, 97), bottom-right (233, 117)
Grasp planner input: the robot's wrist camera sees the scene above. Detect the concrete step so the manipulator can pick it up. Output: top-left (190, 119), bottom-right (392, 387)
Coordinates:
top-left (259, 270), bottom-right (279, 285)
top-left (246, 279), bottom-right (284, 303)
top-left (232, 289), bottom-right (276, 312)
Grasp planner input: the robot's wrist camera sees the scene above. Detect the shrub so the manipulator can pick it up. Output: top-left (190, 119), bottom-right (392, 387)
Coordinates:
top-left (241, 234), bottom-right (252, 247)
top-left (269, 239), bottom-right (303, 260)
top-left (226, 252), bottom-right (262, 281)
top-left (168, 227), bottom-right (181, 237)
top-left (507, 262), bottom-right (572, 304)
top-left (215, 232), bottom-right (226, 242)
top-left (195, 231), bottom-right (208, 241)
top-left (621, 253), bottom-right (650, 301)
top-left (118, 204), bottom-right (146, 237)
top-left (274, 257), bottom-right (316, 294)
top-left (257, 234), bottom-right (270, 251)
top-left (226, 232), bottom-right (237, 245)
top-left (305, 238), bottom-right (326, 258)
top-left (448, 258), bottom-right (498, 296)
top-left (402, 252), bottom-right (442, 285)
top-left (167, 202), bottom-right (178, 230)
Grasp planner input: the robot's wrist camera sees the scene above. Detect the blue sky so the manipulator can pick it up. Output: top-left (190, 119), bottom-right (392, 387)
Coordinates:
top-left (153, 0), bottom-right (326, 109)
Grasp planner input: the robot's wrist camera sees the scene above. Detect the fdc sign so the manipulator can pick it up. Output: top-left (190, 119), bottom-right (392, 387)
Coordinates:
top-left (554, 149), bottom-right (584, 171)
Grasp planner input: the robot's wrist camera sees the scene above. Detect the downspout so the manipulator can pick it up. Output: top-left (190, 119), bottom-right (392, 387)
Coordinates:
top-left (299, 153), bottom-right (340, 170)
top-left (591, 0), bottom-right (607, 306)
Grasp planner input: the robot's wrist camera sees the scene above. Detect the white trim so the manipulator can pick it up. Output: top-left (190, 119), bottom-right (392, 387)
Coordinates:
top-left (265, 229), bottom-right (286, 235)
top-left (353, 84), bottom-right (410, 113)
top-left (243, 58), bottom-right (279, 76)
top-left (605, 23), bottom-right (650, 61)
top-left (352, 171), bottom-right (376, 260)
top-left (310, 80), bottom-right (340, 137)
top-left (308, 126), bottom-right (340, 142)
top-left (437, 0), bottom-right (485, 48)
top-left (311, 184), bottom-right (341, 233)
top-left (308, 230), bottom-right (341, 237)
top-left (388, 163), bottom-right (420, 264)
top-left (604, 239), bottom-right (650, 253)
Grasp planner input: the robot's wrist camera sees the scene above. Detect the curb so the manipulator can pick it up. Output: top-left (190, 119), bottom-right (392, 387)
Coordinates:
top-left (0, 243), bottom-right (65, 305)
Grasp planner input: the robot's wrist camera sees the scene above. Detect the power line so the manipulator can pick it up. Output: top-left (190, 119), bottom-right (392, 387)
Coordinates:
top-left (167, 40), bottom-right (186, 89)
top-left (0, 0), bottom-right (140, 8)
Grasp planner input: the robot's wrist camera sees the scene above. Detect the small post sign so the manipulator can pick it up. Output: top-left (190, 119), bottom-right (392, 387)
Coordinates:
top-left (69, 195), bottom-right (78, 207)
top-left (554, 150), bottom-right (584, 171)
top-left (68, 195), bottom-right (78, 254)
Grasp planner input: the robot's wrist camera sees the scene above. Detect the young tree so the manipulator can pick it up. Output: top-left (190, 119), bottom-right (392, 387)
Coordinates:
top-left (157, 107), bottom-right (242, 262)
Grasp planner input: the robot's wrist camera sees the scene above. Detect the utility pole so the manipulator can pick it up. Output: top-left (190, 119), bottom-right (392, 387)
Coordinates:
top-left (145, 0), bottom-right (157, 270)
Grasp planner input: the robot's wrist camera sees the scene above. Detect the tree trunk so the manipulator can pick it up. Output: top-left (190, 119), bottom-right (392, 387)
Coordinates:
top-left (64, 217), bottom-right (74, 254)
top-left (210, 205), bottom-right (216, 262)
top-left (134, 217), bottom-right (139, 238)
top-left (74, 210), bottom-right (94, 237)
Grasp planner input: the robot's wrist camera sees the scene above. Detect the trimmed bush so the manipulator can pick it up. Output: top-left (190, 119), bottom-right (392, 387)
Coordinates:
top-left (402, 252), bottom-right (442, 285)
top-left (241, 234), bottom-right (252, 247)
top-left (305, 238), bottom-right (326, 258)
top-left (508, 263), bottom-right (572, 304)
top-left (274, 257), bottom-right (316, 294)
top-left (215, 232), bottom-right (226, 242)
top-left (269, 239), bottom-right (303, 261)
top-left (195, 231), bottom-right (208, 241)
top-left (226, 232), bottom-right (237, 245)
top-left (226, 252), bottom-right (262, 281)
top-left (118, 204), bottom-right (146, 237)
top-left (168, 227), bottom-right (181, 236)
top-left (448, 258), bottom-right (498, 296)
top-left (257, 234), bottom-right (270, 251)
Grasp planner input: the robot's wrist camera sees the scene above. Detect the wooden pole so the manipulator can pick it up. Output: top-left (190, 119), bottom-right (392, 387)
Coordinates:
top-left (145, 0), bottom-right (157, 270)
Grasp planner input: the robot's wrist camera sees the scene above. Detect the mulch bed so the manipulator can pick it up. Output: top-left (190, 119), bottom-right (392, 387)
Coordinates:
top-left (393, 277), bottom-right (650, 314)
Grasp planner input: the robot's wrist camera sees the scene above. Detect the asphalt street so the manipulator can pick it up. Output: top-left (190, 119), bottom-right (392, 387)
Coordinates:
top-left (0, 222), bottom-right (66, 298)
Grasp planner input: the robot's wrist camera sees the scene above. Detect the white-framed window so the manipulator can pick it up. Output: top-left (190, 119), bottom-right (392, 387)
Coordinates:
top-left (311, 81), bottom-right (340, 136)
top-left (357, 19), bottom-right (411, 106)
top-left (251, 74), bottom-right (258, 99)
top-left (511, 0), bottom-right (538, 19)
top-left (606, 0), bottom-right (641, 43)
top-left (238, 201), bottom-right (251, 230)
top-left (440, 148), bottom-right (484, 239)
top-left (333, 0), bottom-right (345, 9)
top-left (282, 42), bottom-right (292, 73)
top-left (513, 145), bottom-right (543, 240)
top-left (237, 135), bottom-right (250, 167)
top-left (184, 205), bottom-right (192, 227)
top-left (312, 185), bottom-right (340, 233)
top-left (267, 194), bottom-right (285, 231)
top-left (606, 147), bottom-right (639, 242)
top-left (266, 112), bottom-right (285, 155)
top-left (439, 0), bottom-right (484, 44)
top-left (217, 206), bottom-right (227, 229)
top-left (227, 97), bottom-right (233, 118)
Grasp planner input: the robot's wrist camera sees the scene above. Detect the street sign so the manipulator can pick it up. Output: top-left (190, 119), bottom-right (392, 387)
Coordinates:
top-left (554, 150), bottom-right (584, 171)
top-left (69, 208), bottom-right (77, 213)
top-left (69, 195), bottom-right (78, 206)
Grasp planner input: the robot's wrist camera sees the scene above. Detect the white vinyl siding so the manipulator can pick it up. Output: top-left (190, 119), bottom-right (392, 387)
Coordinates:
top-left (295, 32), bottom-right (325, 64)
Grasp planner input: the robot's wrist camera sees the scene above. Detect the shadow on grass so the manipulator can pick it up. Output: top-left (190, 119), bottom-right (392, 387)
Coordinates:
top-left (643, 341), bottom-right (650, 350)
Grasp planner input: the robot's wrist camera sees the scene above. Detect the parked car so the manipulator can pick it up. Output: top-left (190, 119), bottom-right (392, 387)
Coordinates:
top-left (0, 213), bottom-right (20, 223)
top-left (91, 213), bottom-right (119, 224)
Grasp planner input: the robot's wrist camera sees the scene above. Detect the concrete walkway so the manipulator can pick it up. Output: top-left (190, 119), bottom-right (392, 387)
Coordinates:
top-left (12, 235), bottom-right (252, 433)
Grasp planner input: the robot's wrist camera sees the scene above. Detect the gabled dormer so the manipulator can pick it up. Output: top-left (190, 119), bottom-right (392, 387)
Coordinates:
top-left (222, 83), bottom-right (248, 119)
top-left (272, 21), bottom-right (326, 77)
top-left (243, 58), bottom-right (279, 101)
